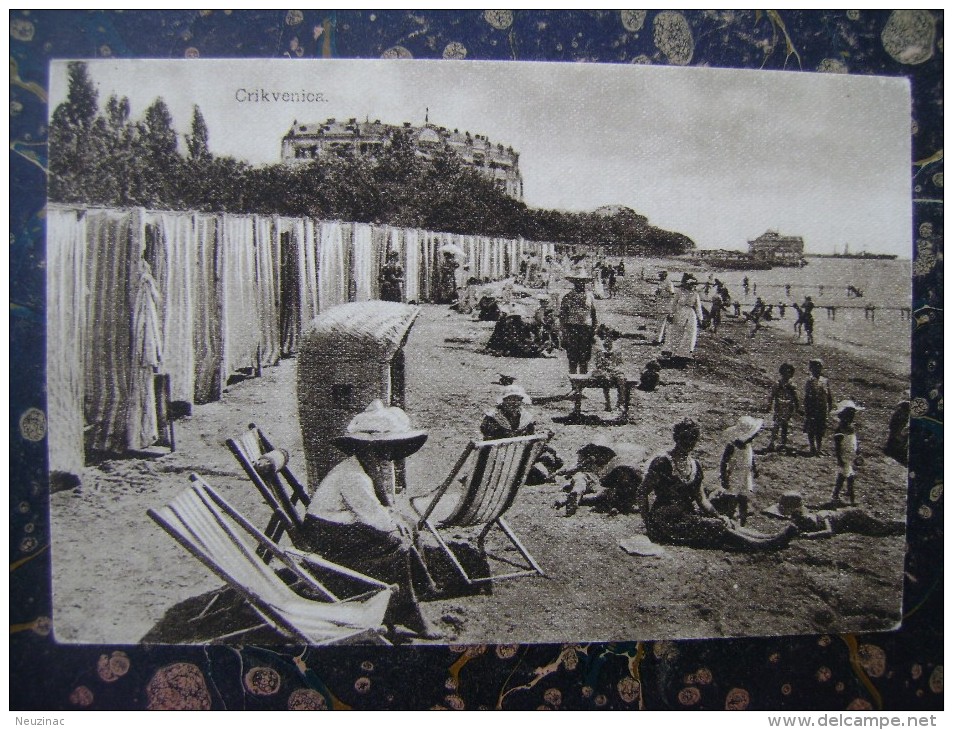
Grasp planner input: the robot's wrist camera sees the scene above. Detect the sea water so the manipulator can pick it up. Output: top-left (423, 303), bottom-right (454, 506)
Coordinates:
top-left (698, 258), bottom-right (912, 377)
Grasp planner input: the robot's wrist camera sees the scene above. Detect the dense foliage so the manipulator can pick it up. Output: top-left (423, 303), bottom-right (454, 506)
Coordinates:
top-left (49, 62), bottom-right (695, 255)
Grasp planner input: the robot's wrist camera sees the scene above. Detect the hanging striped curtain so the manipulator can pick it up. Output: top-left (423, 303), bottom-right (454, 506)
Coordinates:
top-left (156, 212), bottom-right (196, 403)
top-left (83, 209), bottom-right (137, 454)
top-left (47, 207), bottom-right (88, 476)
top-left (352, 223), bottom-right (374, 302)
top-left (276, 217), bottom-right (302, 356)
top-left (192, 213), bottom-right (221, 405)
top-left (220, 214), bottom-right (260, 384)
top-left (402, 228), bottom-right (419, 303)
top-left (298, 217), bottom-right (319, 325)
top-left (128, 252), bottom-right (163, 450)
top-left (463, 236), bottom-right (480, 283)
top-left (253, 216), bottom-right (281, 366)
top-left (430, 231), bottom-right (440, 299)
top-left (480, 236), bottom-right (491, 281)
top-left (318, 220), bottom-right (347, 310)
top-left (370, 225), bottom-right (388, 300)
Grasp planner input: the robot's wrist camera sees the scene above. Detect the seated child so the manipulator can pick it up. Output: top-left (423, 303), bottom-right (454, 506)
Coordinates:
top-left (637, 360), bottom-right (662, 392)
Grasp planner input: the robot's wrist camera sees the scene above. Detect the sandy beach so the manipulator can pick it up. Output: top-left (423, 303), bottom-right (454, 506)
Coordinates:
top-left (50, 259), bottom-right (911, 646)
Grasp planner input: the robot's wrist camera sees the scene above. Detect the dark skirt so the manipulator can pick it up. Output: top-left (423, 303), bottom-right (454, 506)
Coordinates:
top-left (563, 324), bottom-right (594, 363)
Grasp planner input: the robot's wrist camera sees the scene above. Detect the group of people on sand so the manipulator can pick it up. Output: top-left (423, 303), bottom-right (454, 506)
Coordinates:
top-left (340, 255), bottom-right (903, 639)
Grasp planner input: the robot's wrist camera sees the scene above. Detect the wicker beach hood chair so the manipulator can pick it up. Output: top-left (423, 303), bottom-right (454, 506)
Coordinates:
top-left (148, 474), bottom-right (394, 645)
top-left (413, 434), bottom-right (550, 585)
top-left (297, 301), bottom-right (420, 491)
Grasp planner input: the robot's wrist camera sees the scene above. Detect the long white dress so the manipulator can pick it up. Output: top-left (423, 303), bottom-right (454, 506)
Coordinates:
top-left (668, 287), bottom-right (703, 358)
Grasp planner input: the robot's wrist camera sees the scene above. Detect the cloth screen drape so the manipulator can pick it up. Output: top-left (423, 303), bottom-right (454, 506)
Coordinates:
top-left (298, 217), bottom-right (319, 326)
top-left (50, 203), bottom-right (555, 466)
top-left (318, 221), bottom-right (347, 311)
top-left (83, 209), bottom-right (136, 454)
top-left (254, 215), bottom-right (281, 367)
top-left (47, 207), bottom-right (88, 476)
top-left (192, 213), bottom-right (221, 404)
top-left (402, 229), bottom-right (418, 303)
top-left (278, 217), bottom-right (302, 356)
top-left (220, 214), bottom-right (260, 384)
top-left (156, 212), bottom-right (195, 404)
top-left (129, 257), bottom-right (163, 450)
top-left (351, 224), bottom-right (374, 302)
top-left (370, 225), bottom-right (388, 301)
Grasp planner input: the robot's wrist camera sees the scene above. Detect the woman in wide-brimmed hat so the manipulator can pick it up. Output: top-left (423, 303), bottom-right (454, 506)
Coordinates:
top-left (304, 400), bottom-right (440, 639)
top-left (663, 273), bottom-right (704, 362)
top-left (639, 419), bottom-right (795, 551)
top-left (480, 384), bottom-right (535, 440)
top-left (479, 384), bottom-right (564, 485)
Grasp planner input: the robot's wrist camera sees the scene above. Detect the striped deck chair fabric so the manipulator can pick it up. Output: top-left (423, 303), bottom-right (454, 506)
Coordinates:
top-left (413, 434), bottom-right (549, 585)
top-left (148, 475), bottom-right (393, 645)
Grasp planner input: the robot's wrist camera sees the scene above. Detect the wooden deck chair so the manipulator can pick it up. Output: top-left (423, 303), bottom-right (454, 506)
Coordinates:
top-left (148, 474), bottom-right (394, 646)
top-left (227, 423), bottom-right (438, 593)
top-left (226, 423), bottom-right (310, 553)
top-left (412, 434), bottom-right (549, 585)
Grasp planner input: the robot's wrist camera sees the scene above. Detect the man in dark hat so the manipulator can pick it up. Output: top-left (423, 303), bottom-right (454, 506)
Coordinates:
top-left (304, 400), bottom-right (440, 639)
top-left (559, 271), bottom-right (598, 374)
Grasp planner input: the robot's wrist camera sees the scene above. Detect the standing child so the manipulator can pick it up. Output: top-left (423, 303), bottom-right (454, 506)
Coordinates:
top-left (803, 358), bottom-right (834, 455)
top-left (830, 400), bottom-right (865, 505)
top-left (767, 363), bottom-right (800, 451)
top-left (713, 416), bottom-right (764, 526)
top-left (591, 327), bottom-right (629, 421)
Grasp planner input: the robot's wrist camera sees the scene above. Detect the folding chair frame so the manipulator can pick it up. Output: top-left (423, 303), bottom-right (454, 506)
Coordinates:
top-left (413, 434), bottom-right (549, 585)
top-left (148, 474), bottom-right (393, 646)
top-left (226, 423), bottom-right (310, 551)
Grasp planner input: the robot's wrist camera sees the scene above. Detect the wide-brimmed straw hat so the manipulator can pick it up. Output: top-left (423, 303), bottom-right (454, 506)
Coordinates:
top-left (833, 399), bottom-right (865, 416)
top-left (497, 384), bottom-right (531, 405)
top-left (763, 490), bottom-right (804, 518)
top-left (333, 399), bottom-right (428, 459)
top-left (724, 415), bottom-right (764, 443)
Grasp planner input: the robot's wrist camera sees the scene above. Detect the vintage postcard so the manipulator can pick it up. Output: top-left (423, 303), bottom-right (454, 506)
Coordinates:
top-left (46, 58), bottom-right (912, 646)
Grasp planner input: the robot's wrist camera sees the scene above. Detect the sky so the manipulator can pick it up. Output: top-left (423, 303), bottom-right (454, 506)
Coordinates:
top-left (50, 59), bottom-right (913, 256)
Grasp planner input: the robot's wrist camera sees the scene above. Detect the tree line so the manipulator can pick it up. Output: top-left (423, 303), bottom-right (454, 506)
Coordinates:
top-left (49, 62), bottom-right (695, 255)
